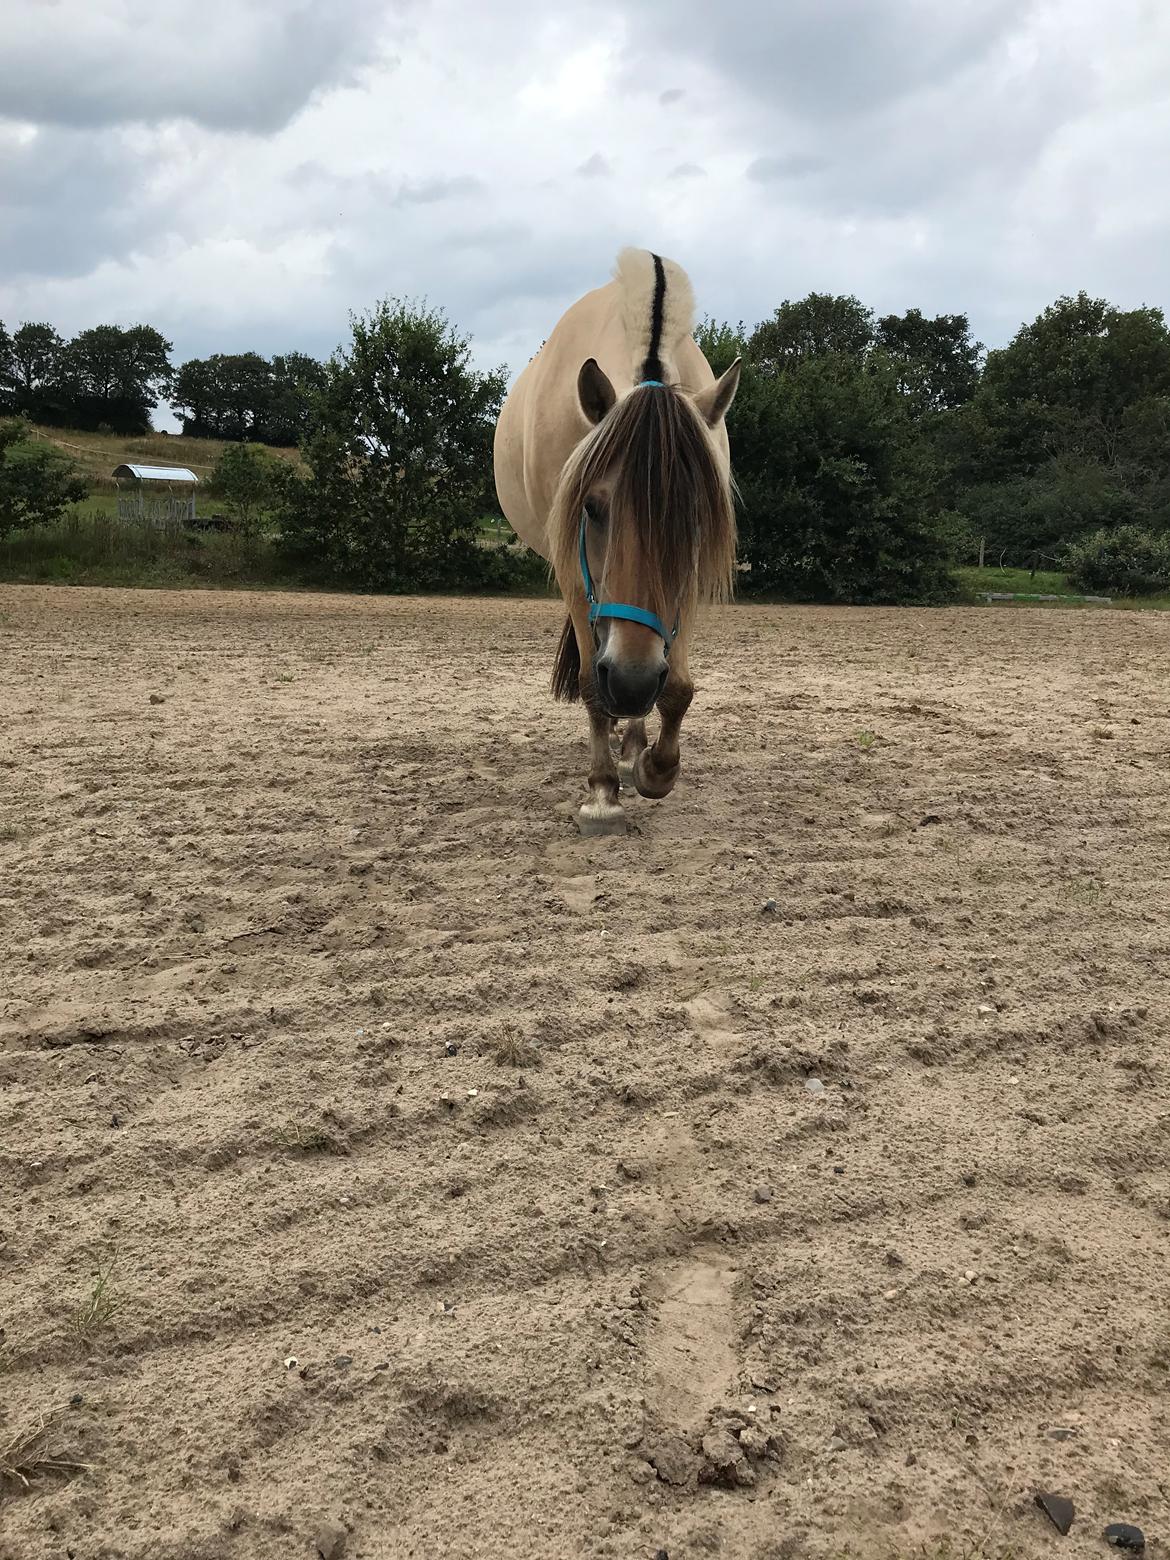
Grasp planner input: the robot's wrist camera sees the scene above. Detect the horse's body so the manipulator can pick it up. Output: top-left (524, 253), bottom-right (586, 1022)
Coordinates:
top-left (493, 249), bottom-right (740, 834)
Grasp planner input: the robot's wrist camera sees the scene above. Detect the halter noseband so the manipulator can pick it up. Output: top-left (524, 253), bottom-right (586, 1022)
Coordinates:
top-left (577, 378), bottom-right (679, 654)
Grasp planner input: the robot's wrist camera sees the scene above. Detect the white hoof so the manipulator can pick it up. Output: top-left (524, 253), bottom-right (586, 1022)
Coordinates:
top-left (578, 801), bottom-right (627, 837)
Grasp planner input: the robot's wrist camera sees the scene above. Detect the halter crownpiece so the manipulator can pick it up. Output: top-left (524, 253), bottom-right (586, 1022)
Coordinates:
top-left (578, 510), bottom-right (679, 652)
top-left (638, 379), bottom-right (665, 387)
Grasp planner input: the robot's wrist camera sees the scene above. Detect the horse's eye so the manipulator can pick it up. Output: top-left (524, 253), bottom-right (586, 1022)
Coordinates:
top-left (585, 498), bottom-right (607, 527)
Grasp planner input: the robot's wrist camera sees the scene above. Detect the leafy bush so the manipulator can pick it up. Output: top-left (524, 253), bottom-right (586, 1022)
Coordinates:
top-left (276, 300), bottom-right (528, 591)
top-left (211, 442), bottom-right (281, 533)
top-left (1064, 525), bottom-right (1170, 596)
top-left (716, 344), bottom-right (955, 604)
top-left (953, 461), bottom-right (1148, 562)
top-left (0, 418), bottom-right (86, 537)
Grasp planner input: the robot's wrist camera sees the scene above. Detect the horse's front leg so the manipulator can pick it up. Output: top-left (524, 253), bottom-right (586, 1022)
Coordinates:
top-left (634, 662), bottom-right (694, 801)
top-left (617, 719), bottom-right (647, 788)
top-left (577, 687), bottom-right (627, 835)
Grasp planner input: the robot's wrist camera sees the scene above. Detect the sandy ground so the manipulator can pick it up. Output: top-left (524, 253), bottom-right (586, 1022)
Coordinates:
top-left (1, 584), bottom-right (1169, 1560)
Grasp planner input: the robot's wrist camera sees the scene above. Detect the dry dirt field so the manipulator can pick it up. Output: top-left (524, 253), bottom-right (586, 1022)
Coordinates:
top-left (1, 584), bottom-right (1169, 1560)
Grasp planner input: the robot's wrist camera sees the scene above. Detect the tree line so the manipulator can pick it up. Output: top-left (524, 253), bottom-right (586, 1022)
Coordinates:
top-left (0, 320), bottom-right (326, 444)
top-left (4, 283), bottom-right (1170, 601)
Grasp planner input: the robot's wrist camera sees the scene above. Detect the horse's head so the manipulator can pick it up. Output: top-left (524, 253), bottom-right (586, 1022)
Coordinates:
top-left (554, 358), bottom-right (740, 719)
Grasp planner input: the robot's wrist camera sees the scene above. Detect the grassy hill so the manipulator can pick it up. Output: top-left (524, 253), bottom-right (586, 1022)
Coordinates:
top-left (22, 424), bottom-right (303, 494)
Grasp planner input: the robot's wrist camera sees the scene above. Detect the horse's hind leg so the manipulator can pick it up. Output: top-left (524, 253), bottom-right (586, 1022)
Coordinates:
top-left (634, 665), bottom-right (693, 801)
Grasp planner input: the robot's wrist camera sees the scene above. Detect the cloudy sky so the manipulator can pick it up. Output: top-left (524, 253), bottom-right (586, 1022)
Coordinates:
top-left (2, 0), bottom-right (1168, 427)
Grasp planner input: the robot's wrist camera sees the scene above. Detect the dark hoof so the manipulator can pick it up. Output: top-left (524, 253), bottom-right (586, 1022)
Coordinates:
top-left (634, 748), bottom-right (679, 800)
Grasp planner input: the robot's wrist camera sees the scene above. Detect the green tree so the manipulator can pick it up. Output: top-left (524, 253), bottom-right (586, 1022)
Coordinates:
top-left (57, 324), bottom-right (173, 432)
top-left (696, 320), bottom-right (954, 603)
top-left (277, 300), bottom-right (507, 589)
top-left (172, 357), bottom-right (218, 436)
top-left (8, 323), bottom-right (65, 413)
top-left (264, 352), bottom-right (326, 445)
top-left (748, 294), bottom-right (875, 372)
top-left (0, 322), bottom-right (13, 412)
top-left (875, 308), bottom-right (982, 414)
top-left (945, 294), bottom-right (1170, 560)
top-left (0, 418), bottom-right (86, 537)
top-left (211, 442), bottom-right (281, 533)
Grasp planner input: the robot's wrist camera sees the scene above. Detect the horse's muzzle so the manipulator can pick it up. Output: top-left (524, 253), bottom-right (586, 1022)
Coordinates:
top-left (593, 654), bottom-right (668, 719)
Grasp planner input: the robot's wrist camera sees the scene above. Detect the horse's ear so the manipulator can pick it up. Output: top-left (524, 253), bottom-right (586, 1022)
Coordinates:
top-left (578, 358), bottom-right (617, 425)
top-left (692, 358), bottom-right (741, 428)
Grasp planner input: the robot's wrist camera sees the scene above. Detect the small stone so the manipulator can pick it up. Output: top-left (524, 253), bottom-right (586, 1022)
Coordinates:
top-left (149, 694), bottom-right (165, 705)
top-left (445, 1042), bottom-right (458, 1056)
top-left (283, 1356), bottom-right (297, 1370)
top-left (883, 1289), bottom-right (899, 1301)
top-left (1035, 1491), bottom-right (1076, 1536)
top-left (316, 1518), bottom-right (347, 1560)
top-left (754, 1186), bottom-right (773, 1204)
top-left (1055, 1171), bottom-right (1089, 1194)
top-left (333, 1355), bottom-right (353, 1369)
top-left (1048, 1426), bottom-right (1076, 1441)
top-left (827, 1435), bottom-right (848, 1453)
top-left (761, 899), bottom-right (778, 914)
top-left (654, 1551), bottom-right (670, 1560)
top-left (804, 1077), bottom-right (825, 1096)
top-left (964, 1269), bottom-right (978, 1282)
top-left (977, 1003), bottom-right (996, 1016)
top-left (70, 1393), bottom-right (83, 1406)
top-left (1104, 1522), bottom-right (1146, 1552)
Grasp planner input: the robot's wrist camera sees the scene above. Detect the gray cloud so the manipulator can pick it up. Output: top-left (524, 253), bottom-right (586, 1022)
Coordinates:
top-left (0, 0), bottom-right (1167, 430)
top-left (0, 0), bottom-right (396, 133)
top-left (0, 127), bottom-right (143, 282)
top-left (391, 176), bottom-right (484, 207)
top-left (747, 154), bottom-right (827, 181)
top-left (621, 0), bottom-right (1023, 121)
top-left (576, 153), bottom-right (612, 178)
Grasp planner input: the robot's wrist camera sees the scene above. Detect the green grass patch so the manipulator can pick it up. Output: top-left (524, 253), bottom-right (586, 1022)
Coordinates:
top-left (956, 566), bottom-right (1169, 611)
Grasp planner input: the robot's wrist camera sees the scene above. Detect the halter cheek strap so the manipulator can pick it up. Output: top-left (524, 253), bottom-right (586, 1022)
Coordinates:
top-left (579, 511), bottom-right (679, 652)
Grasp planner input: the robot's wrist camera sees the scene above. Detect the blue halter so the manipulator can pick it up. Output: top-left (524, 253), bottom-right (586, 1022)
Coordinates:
top-left (578, 374), bottom-right (679, 651)
top-left (579, 511), bottom-right (677, 650)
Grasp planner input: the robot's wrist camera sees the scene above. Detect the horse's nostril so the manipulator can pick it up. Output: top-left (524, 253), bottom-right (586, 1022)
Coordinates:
top-left (656, 666), bottom-right (668, 698)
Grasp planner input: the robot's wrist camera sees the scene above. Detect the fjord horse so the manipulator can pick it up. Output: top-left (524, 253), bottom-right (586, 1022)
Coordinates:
top-left (493, 248), bottom-right (740, 835)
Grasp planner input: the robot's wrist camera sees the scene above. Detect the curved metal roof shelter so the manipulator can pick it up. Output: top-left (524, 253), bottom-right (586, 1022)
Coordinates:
top-left (112, 463), bottom-right (199, 483)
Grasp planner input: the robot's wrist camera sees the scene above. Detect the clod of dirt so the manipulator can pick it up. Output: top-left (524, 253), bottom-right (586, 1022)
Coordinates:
top-left (445, 1042), bottom-right (458, 1056)
top-left (700, 1429), bottom-right (754, 1487)
top-left (148, 694), bottom-right (165, 705)
top-left (316, 1517), bottom-right (348, 1559)
top-left (643, 1433), bottom-right (699, 1488)
top-left (1104, 1523), bottom-right (1146, 1552)
top-left (1035, 1491), bottom-right (1076, 1535)
top-left (754, 1186), bottom-right (773, 1204)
